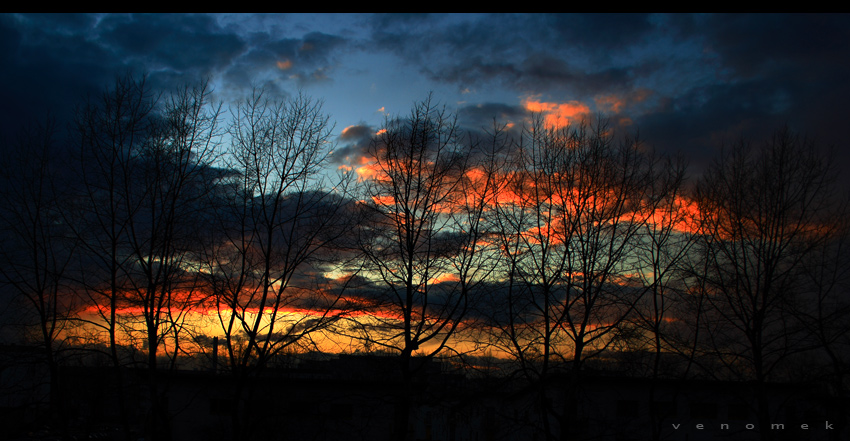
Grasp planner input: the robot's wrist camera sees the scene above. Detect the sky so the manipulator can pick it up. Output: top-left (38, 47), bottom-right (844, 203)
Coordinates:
top-left (3, 13), bottom-right (850, 359)
top-left (3, 13), bottom-right (850, 175)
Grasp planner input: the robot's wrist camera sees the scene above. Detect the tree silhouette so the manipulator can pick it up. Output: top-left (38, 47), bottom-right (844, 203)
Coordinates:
top-left (122, 81), bottom-right (223, 441)
top-left (690, 127), bottom-right (842, 440)
top-left (0, 117), bottom-right (76, 436)
top-left (486, 115), bottom-right (667, 441)
top-left (611, 153), bottom-right (697, 441)
top-left (68, 75), bottom-right (224, 440)
top-left (352, 95), bottom-right (499, 441)
top-left (70, 74), bottom-right (159, 440)
top-left (198, 88), bottom-right (355, 441)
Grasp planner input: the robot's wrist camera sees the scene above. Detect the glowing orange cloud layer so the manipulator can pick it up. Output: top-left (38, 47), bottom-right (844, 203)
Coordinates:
top-left (429, 273), bottom-right (461, 285)
top-left (357, 156), bottom-right (703, 238)
top-left (522, 97), bottom-right (591, 129)
top-left (634, 195), bottom-right (702, 235)
top-left (356, 159), bottom-right (379, 180)
top-left (277, 59), bottom-right (293, 70)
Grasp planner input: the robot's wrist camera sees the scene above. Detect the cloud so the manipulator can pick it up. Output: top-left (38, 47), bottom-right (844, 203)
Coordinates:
top-left (521, 97), bottom-right (591, 128)
top-left (0, 14), bottom-right (120, 138)
top-left (215, 30), bottom-right (348, 99)
top-left (0, 13), bottom-right (357, 139)
top-left (357, 13), bottom-right (850, 173)
top-left (545, 13), bottom-right (655, 52)
top-left (98, 14), bottom-right (245, 73)
top-left (458, 102), bottom-right (527, 142)
top-left (331, 124), bottom-right (375, 165)
top-left (3, 13), bottom-right (850, 187)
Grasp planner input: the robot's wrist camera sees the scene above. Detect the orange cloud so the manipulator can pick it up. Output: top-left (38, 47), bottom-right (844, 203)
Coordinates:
top-left (628, 195), bottom-right (701, 235)
top-left (429, 273), bottom-right (461, 285)
top-left (277, 59), bottom-right (293, 70)
top-left (522, 97), bottom-right (591, 129)
top-left (356, 164), bottom-right (377, 180)
top-left (371, 195), bottom-right (395, 206)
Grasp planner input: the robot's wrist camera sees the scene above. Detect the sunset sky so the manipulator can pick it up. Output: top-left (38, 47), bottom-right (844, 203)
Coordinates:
top-left (2, 13), bottom-right (850, 357)
top-left (4, 19), bottom-right (850, 441)
top-left (3, 13), bottom-right (850, 174)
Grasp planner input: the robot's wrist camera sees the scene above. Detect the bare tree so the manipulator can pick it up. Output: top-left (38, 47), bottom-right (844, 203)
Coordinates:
top-left (487, 115), bottom-right (661, 441)
top-left (66, 74), bottom-right (224, 440)
top-left (70, 73), bottom-right (159, 440)
top-left (690, 127), bottom-right (841, 440)
top-left (199, 88), bottom-right (353, 441)
top-left (0, 117), bottom-right (76, 434)
top-left (625, 153), bottom-right (698, 441)
top-left (793, 207), bottom-right (850, 441)
top-left (119, 81), bottom-right (223, 441)
top-left (352, 95), bottom-right (499, 441)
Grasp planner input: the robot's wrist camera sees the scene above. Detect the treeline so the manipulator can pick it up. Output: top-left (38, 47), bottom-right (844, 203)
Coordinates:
top-left (1, 75), bottom-right (848, 441)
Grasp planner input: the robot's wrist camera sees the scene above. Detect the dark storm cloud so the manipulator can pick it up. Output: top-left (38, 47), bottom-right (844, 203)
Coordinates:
top-left (223, 30), bottom-right (346, 93)
top-left (698, 14), bottom-right (850, 80)
top-left (362, 13), bottom-right (850, 173)
top-left (0, 13), bottom-right (246, 140)
top-left (367, 14), bottom-right (653, 98)
top-left (0, 14), bottom-right (351, 141)
top-left (544, 13), bottom-right (656, 52)
top-left (639, 15), bottom-right (850, 162)
top-left (636, 81), bottom-right (789, 168)
top-left (517, 54), bottom-right (636, 96)
top-left (629, 14), bottom-right (850, 169)
top-left (98, 14), bottom-right (243, 71)
top-left (0, 14), bottom-right (118, 139)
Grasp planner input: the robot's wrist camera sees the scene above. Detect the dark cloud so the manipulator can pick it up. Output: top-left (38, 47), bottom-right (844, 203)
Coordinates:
top-left (215, 30), bottom-right (347, 102)
top-left (626, 14), bottom-right (850, 171)
top-left (360, 13), bottom-right (850, 176)
top-left (0, 14), bottom-right (353, 141)
top-left (331, 123), bottom-right (374, 165)
top-left (0, 14), bottom-right (117, 139)
top-left (339, 123), bottom-right (373, 142)
top-left (367, 14), bottom-right (655, 98)
top-left (367, 13), bottom-right (436, 57)
top-left (0, 13), bottom-right (245, 140)
top-left (698, 14), bottom-right (850, 80)
top-left (458, 102), bottom-right (527, 129)
top-left (545, 13), bottom-right (655, 52)
top-left (367, 14), bottom-right (527, 89)
top-left (517, 54), bottom-right (636, 96)
top-left (3, 13), bottom-right (850, 181)
top-left (98, 14), bottom-right (245, 73)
